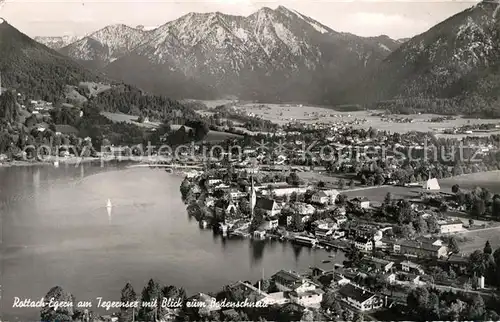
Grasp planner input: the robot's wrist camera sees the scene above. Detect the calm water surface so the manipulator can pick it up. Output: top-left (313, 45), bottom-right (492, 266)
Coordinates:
top-left (0, 163), bottom-right (344, 320)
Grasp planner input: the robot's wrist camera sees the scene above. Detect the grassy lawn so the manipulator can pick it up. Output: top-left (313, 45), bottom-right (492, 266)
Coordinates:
top-left (101, 112), bottom-right (160, 128)
top-left (202, 130), bottom-right (243, 142)
top-left (456, 225), bottom-right (500, 254)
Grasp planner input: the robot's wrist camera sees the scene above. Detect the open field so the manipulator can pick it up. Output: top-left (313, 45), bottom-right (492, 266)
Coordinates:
top-left (202, 130), bottom-right (243, 142)
top-left (101, 112), bottom-right (242, 142)
top-left (198, 99), bottom-right (235, 108)
top-left (79, 82), bottom-right (112, 97)
top-left (196, 100), bottom-right (500, 134)
top-left (343, 185), bottom-right (422, 203)
top-left (439, 171), bottom-right (500, 193)
top-left (456, 225), bottom-right (500, 254)
top-left (101, 112), bottom-right (160, 128)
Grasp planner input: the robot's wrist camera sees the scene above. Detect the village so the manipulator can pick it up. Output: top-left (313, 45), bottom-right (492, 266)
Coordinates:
top-left (175, 117), bottom-right (500, 320)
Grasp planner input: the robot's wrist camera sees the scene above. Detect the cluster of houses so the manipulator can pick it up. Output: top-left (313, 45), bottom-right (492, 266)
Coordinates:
top-left (195, 168), bottom-right (468, 257)
top-left (189, 268), bottom-right (383, 316)
top-left (185, 233), bottom-right (480, 319)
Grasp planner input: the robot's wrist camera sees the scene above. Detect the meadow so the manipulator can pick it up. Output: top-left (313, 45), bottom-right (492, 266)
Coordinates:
top-left (202, 130), bottom-right (243, 142)
top-left (456, 226), bottom-right (500, 254)
top-left (194, 100), bottom-right (500, 135)
top-left (101, 112), bottom-right (160, 129)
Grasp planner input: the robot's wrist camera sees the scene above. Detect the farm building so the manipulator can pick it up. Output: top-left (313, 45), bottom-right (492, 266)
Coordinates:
top-left (338, 283), bottom-right (383, 312)
top-left (438, 219), bottom-right (464, 234)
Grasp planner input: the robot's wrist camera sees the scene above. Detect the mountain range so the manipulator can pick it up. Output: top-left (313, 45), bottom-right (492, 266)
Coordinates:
top-left (36, 6), bottom-right (402, 101)
top-left (340, 0), bottom-right (500, 115)
top-left (6, 1), bottom-right (500, 115)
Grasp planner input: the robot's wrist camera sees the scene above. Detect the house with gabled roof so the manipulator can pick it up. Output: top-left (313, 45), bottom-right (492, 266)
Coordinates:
top-left (271, 270), bottom-right (318, 293)
top-left (350, 197), bottom-right (370, 209)
top-left (338, 283), bottom-right (383, 312)
top-left (312, 189), bottom-right (339, 205)
top-left (361, 256), bottom-right (394, 272)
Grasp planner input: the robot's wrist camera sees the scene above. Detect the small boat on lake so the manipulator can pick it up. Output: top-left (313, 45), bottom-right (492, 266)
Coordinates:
top-left (106, 199), bottom-right (112, 209)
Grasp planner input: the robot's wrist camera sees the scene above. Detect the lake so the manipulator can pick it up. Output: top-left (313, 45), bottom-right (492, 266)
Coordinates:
top-left (0, 163), bottom-right (344, 320)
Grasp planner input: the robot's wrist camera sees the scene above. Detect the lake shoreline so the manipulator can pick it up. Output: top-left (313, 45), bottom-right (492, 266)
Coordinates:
top-left (0, 156), bottom-right (123, 168)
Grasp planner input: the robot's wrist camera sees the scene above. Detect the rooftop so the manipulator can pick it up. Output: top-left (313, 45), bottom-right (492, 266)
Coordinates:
top-left (398, 239), bottom-right (444, 252)
top-left (273, 270), bottom-right (303, 283)
top-left (355, 237), bottom-right (370, 244)
top-left (362, 256), bottom-right (393, 266)
top-left (339, 283), bottom-right (375, 303)
top-left (401, 260), bottom-right (421, 268)
top-left (255, 197), bottom-right (276, 211)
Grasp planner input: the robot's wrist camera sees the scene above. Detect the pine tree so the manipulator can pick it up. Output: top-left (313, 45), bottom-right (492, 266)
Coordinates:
top-left (40, 286), bottom-right (75, 322)
top-left (138, 279), bottom-right (162, 322)
top-left (119, 283), bottom-right (137, 322)
top-left (484, 241), bottom-right (492, 255)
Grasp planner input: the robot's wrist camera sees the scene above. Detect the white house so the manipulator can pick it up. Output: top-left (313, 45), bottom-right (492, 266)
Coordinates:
top-left (267, 186), bottom-right (310, 197)
top-left (272, 270), bottom-right (317, 293)
top-left (338, 283), bottom-right (383, 312)
top-left (334, 215), bottom-right (348, 225)
top-left (400, 261), bottom-right (425, 275)
top-left (351, 197), bottom-right (370, 209)
top-left (438, 219), bottom-right (464, 234)
top-left (423, 178), bottom-right (440, 190)
top-left (253, 230), bottom-right (266, 239)
top-left (289, 289), bottom-right (324, 308)
top-left (311, 189), bottom-right (339, 205)
top-left (354, 237), bottom-right (373, 252)
top-left (206, 178), bottom-right (223, 187)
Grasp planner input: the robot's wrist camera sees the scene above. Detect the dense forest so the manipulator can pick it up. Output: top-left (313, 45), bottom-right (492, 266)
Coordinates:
top-left (0, 83), bottom-right (216, 157)
top-left (0, 22), bottom-right (104, 104)
top-left (85, 84), bottom-right (203, 122)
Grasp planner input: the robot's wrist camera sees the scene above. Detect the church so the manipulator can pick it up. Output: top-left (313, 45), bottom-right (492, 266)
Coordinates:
top-left (423, 178), bottom-right (440, 191)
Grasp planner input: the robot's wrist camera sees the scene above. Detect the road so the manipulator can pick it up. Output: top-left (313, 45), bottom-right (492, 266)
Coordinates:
top-left (456, 224), bottom-right (500, 235)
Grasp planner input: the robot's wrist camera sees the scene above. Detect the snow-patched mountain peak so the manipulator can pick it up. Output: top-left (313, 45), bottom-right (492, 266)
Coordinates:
top-left (61, 23), bottom-right (151, 63)
top-left (35, 34), bottom-right (81, 49)
top-left (275, 5), bottom-right (332, 34)
top-left (58, 6), bottom-right (400, 100)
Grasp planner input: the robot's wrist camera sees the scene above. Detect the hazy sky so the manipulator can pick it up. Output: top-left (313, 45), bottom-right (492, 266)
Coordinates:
top-left (0, 0), bottom-right (480, 39)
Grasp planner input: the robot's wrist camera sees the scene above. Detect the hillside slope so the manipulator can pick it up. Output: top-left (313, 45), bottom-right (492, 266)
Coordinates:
top-left (339, 1), bottom-right (500, 116)
top-left (0, 19), bottom-right (102, 102)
